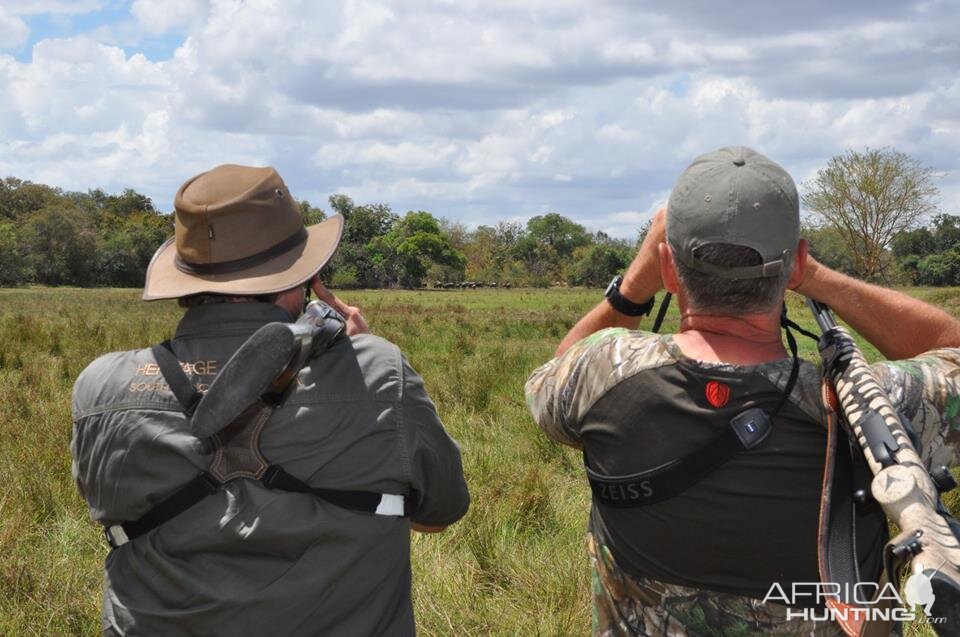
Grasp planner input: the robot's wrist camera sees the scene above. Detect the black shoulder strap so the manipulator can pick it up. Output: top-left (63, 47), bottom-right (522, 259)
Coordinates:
top-left (105, 472), bottom-right (222, 548)
top-left (151, 341), bottom-right (203, 416)
top-left (105, 465), bottom-right (408, 548)
top-left (262, 465), bottom-right (403, 514)
top-left (104, 336), bottom-right (406, 549)
top-left (585, 406), bottom-right (773, 507)
top-left (588, 305), bottom-right (815, 508)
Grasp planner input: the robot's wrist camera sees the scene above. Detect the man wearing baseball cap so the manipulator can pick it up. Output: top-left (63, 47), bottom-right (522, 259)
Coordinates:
top-left (526, 147), bottom-right (960, 635)
top-left (71, 164), bottom-right (469, 636)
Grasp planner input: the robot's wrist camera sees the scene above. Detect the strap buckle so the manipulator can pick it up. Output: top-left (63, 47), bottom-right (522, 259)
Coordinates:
top-left (104, 524), bottom-right (129, 549)
top-left (375, 494), bottom-right (406, 517)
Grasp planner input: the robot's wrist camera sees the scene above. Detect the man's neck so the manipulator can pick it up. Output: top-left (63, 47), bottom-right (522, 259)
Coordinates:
top-left (672, 309), bottom-right (786, 365)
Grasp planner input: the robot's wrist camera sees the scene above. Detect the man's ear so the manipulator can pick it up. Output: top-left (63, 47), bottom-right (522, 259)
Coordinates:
top-left (659, 243), bottom-right (681, 294)
top-left (787, 239), bottom-right (808, 290)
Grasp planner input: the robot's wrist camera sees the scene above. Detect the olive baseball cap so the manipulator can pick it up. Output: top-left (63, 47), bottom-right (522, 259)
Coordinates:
top-left (666, 146), bottom-right (799, 279)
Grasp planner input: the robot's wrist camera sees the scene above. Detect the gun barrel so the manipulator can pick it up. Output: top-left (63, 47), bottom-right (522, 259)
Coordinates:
top-left (805, 298), bottom-right (836, 333)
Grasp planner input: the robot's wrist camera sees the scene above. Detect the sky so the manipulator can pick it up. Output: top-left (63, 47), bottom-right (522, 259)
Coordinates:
top-left (1, 0), bottom-right (958, 238)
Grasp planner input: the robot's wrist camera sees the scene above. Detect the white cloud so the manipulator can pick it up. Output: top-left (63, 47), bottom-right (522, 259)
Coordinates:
top-left (0, 0), bottom-right (958, 239)
top-left (0, 7), bottom-right (29, 49)
top-left (313, 140), bottom-right (459, 171)
top-left (3, 38), bottom-right (167, 135)
top-left (131, 0), bottom-right (209, 36)
top-left (609, 211), bottom-right (648, 224)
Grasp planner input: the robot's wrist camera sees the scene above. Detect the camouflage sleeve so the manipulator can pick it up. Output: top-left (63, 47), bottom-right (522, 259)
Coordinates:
top-left (524, 328), bottom-right (672, 448)
top-left (873, 347), bottom-right (960, 470)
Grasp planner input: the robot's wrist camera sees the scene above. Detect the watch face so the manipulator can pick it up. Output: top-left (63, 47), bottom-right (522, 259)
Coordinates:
top-left (605, 275), bottom-right (621, 297)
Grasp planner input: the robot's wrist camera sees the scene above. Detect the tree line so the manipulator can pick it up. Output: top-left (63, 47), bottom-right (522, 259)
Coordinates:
top-left (1, 147), bottom-right (955, 290)
top-left (0, 178), bottom-right (637, 289)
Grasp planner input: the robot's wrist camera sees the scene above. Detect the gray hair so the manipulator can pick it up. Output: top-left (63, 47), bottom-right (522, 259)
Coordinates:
top-left (673, 243), bottom-right (791, 315)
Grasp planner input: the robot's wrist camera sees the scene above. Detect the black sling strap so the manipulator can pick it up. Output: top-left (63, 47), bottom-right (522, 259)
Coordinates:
top-left (105, 337), bottom-right (406, 549)
top-left (820, 419), bottom-right (865, 597)
top-left (585, 407), bottom-right (774, 507)
top-left (106, 463), bottom-right (407, 548)
top-left (152, 341), bottom-right (202, 416)
top-left (261, 465), bottom-right (389, 513)
top-left (105, 472), bottom-right (222, 547)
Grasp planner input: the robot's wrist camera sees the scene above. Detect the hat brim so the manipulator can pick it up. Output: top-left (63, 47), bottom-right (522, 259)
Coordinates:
top-left (142, 214), bottom-right (344, 301)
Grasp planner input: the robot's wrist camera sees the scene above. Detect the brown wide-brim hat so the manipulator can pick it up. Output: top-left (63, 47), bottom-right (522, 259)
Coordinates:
top-left (143, 164), bottom-right (343, 301)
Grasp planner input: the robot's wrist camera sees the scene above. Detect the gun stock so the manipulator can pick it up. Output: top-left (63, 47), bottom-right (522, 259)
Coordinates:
top-left (191, 301), bottom-right (344, 438)
top-left (807, 300), bottom-right (960, 633)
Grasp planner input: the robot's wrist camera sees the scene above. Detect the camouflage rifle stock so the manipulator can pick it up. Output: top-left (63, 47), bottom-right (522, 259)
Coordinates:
top-left (807, 298), bottom-right (960, 632)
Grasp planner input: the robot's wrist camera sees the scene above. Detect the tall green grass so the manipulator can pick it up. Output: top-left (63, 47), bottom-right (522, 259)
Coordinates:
top-left (1, 287), bottom-right (957, 635)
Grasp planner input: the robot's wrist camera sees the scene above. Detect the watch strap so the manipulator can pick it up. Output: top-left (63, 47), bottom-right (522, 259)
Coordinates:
top-left (605, 276), bottom-right (655, 317)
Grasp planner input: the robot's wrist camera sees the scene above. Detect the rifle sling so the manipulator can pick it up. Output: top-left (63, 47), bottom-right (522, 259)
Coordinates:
top-left (817, 380), bottom-right (895, 637)
top-left (818, 388), bottom-right (861, 599)
top-left (104, 336), bottom-right (406, 549)
top-left (152, 341), bottom-right (202, 416)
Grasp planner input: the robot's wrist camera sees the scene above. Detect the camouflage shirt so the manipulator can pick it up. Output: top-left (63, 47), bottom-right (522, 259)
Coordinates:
top-left (526, 328), bottom-right (960, 636)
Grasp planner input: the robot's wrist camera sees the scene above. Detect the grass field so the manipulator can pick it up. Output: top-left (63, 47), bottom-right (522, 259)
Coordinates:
top-left (1, 286), bottom-right (958, 636)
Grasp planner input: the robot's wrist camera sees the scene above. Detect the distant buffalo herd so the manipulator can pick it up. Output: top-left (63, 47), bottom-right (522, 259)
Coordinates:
top-left (431, 281), bottom-right (513, 289)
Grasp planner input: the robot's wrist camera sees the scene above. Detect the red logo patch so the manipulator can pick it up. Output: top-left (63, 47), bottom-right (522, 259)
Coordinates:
top-left (705, 381), bottom-right (730, 408)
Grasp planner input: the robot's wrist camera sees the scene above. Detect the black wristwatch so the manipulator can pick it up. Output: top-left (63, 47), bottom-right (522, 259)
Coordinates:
top-left (604, 275), bottom-right (655, 316)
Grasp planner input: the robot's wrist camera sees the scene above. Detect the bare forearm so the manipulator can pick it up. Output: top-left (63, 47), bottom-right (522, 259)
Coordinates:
top-left (556, 211), bottom-right (666, 357)
top-left (797, 262), bottom-right (960, 360)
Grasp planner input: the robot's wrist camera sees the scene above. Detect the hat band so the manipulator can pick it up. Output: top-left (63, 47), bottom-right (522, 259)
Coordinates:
top-left (175, 227), bottom-right (308, 276)
top-left (676, 247), bottom-right (790, 280)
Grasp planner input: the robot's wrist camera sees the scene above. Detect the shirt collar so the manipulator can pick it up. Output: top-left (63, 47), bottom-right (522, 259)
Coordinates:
top-left (174, 302), bottom-right (295, 340)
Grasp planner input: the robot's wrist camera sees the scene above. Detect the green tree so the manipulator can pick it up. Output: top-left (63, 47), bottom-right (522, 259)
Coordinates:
top-left (891, 227), bottom-right (936, 260)
top-left (439, 218), bottom-right (470, 253)
top-left (299, 200), bottom-right (326, 226)
top-left (515, 213), bottom-right (588, 285)
top-left (322, 194), bottom-right (399, 288)
top-left (915, 251), bottom-right (960, 286)
top-left (0, 222), bottom-right (30, 285)
top-left (891, 215), bottom-right (960, 285)
top-left (98, 212), bottom-right (172, 286)
top-left (369, 211), bottom-right (466, 288)
top-left (106, 188), bottom-right (156, 217)
top-left (328, 193), bottom-right (355, 218)
top-left (931, 214), bottom-right (960, 252)
top-left (636, 218), bottom-right (653, 248)
top-left (801, 148), bottom-right (938, 280)
top-left (464, 221), bottom-right (525, 284)
top-left (802, 222), bottom-right (857, 275)
top-left (0, 177), bottom-right (62, 220)
top-left (526, 213), bottom-right (590, 256)
top-left (567, 243), bottom-right (630, 287)
top-left (21, 204), bottom-right (100, 286)
top-left (465, 225), bottom-right (498, 282)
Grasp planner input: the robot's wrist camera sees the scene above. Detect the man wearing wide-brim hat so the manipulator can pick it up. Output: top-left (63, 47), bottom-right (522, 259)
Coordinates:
top-left (71, 164), bottom-right (470, 636)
